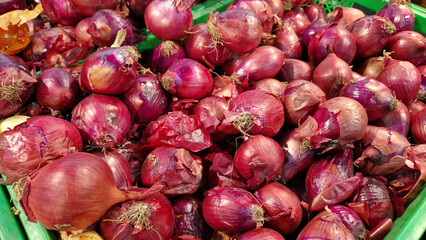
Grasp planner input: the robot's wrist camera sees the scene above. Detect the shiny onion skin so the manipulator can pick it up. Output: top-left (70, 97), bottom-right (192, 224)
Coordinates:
top-left (236, 228), bottom-right (285, 240)
top-left (411, 109), bottom-right (426, 143)
top-left (92, 150), bottom-right (133, 190)
top-left (71, 0), bottom-right (118, 17)
top-left (234, 135), bottom-right (284, 189)
top-left (0, 116), bottom-right (83, 184)
top-left (160, 58), bottom-right (213, 99)
top-left (409, 100), bottom-right (426, 118)
top-left (356, 126), bottom-right (410, 176)
top-left (100, 192), bottom-right (174, 240)
top-left (144, 0), bottom-right (193, 41)
top-left (222, 52), bottom-right (250, 76)
top-left (264, 0), bottom-right (284, 18)
top-left (304, 4), bottom-right (326, 22)
top-left (328, 205), bottom-right (368, 240)
top-left (277, 58), bottom-right (313, 83)
top-left (377, 0), bottom-right (415, 33)
top-left (273, 25), bottom-right (302, 59)
top-left (206, 8), bottom-right (263, 54)
top-left (80, 46), bottom-right (138, 95)
top-left (283, 80), bottom-right (327, 126)
top-left (300, 18), bottom-right (328, 50)
top-left (152, 40), bottom-right (187, 74)
top-left (342, 7), bottom-right (366, 26)
top-left (35, 68), bottom-right (81, 112)
top-left (219, 90), bottom-right (284, 137)
top-left (140, 146), bottom-right (203, 197)
top-left (226, 0), bottom-right (274, 33)
top-left (121, 73), bottom-right (168, 124)
top-left (193, 96), bottom-right (228, 134)
top-left (376, 56), bottom-right (421, 105)
top-left (251, 78), bottom-right (286, 102)
top-left (74, 18), bottom-right (95, 49)
top-left (202, 186), bottom-right (265, 233)
top-left (339, 77), bottom-right (398, 121)
top-left (20, 152), bottom-right (159, 231)
top-left (172, 196), bottom-right (210, 239)
top-left (280, 8), bottom-right (311, 36)
top-left (357, 56), bottom-right (385, 79)
top-left (347, 16), bottom-right (396, 59)
top-left (254, 182), bottom-right (302, 235)
top-left (40, 0), bottom-right (84, 26)
top-left (372, 101), bottom-right (411, 136)
top-left (70, 95), bottom-right (131, 148)
top-left (386, 31), bottom-right (426, 66)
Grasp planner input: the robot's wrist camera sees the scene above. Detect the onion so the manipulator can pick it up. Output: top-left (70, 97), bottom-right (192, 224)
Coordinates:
top-left (172, 196), bottom-right (210, 239)
top-left (40, 0), bottom-right (84, 26)
top-left (71, 94), bottom-right (131, 148)
top-left (347, 16), bottom-right (396, 59)
top-left (386, 31), bottom-right (426, 66)
top-left (403, 144), bottom-right (426, 203)
top-left (236, 228), bottom-right (284, 240)
top-left (342, 7), bottom-right (366, 26)
top-left (184, 24), bottom-right (230, 68)
top-left (202, 186), bottom-right (265, 233)
top-left (167, 98), bottom-right (198, 114)
top-left (211, 75), bottom-right (242, 99)
top-left (92, 150), bottom-right (132, 190)
top-left (140, 146), bottom-right (203, 197)
top-left (282, 0), bottom-right (307, 10)
top-left (304, 4), bottom-right (325, 22)
top-left (80, 46), bottom-right (138, 95)
top-left (386, 165), bottom-right (421, 199)
top-left (377, 0), bottom-right (415, 33)
top-left (207, 152), bottom-right (249, 189)
top-left (100, 192), bottom-right (174, 240)
top-left (273, 25), bottom-right (302, 59)
top-left (300, 18), bottom-right (328, 49)
top-left (254, 182), bottom-right (302, 235)
top-left (411, 109), bottom-right (426, 143)
top-left (35, 68), bottom-right (81, 112)
top-left (222, 52), bottom-right (250, 76)
top-left (20, 152), bottom-right (160, 231)
top-left (277, 58), bottom-right (313, 82)
top-left (160, 58), bottom-right (213, 99)
top-left (206, 8), bottom-right (263, 54)
top-left (408, 99), bottom-right (426, 118)
top-left (356, 126), bottom-right (410, 176)
top-left (0, 116), bottom-right (82, 184)
top-left (264, 0), bottom-right (284, 18)
top-left (227, 0), bottom-right (274, 33)
top-left (128, 0), bottom-right (153, 18)
top-left (144, 0), bottom-right (193, 41)
top-left (376, 55), bottom-right (421, 105)
top-left (372, 101), bottom-right (411, 136)
top-left (219, 90), bottom-right (284, 137)
top-left (418, 65), bottom-right (426, 101)
top-left (151, 40), bottom-right (186, 74)
top-left (283, 80), bottom-right (327, 126)
top-left (357, 56), bottom-right (385, 79)
top-left (74, 18), bottom-right (95, 49)
top-left (71, 0), bottom-right (118, 16)
top-left (193, 96), bottom-right (228, 134)
top-left (0, 0), bottom-right (25, 15)
top-left (328, 205), bottom-right (368, 240)
top-left (281, 8), bottom-right (311, 36)
top-left (234, 135), bottom-right (284, 188)
top-left (251, 78), bottom-right (286, 102)
top-left (121, 73), bottom-right (168, 124)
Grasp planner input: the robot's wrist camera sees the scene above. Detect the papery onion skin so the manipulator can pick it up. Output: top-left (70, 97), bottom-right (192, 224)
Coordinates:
top-left (277, 58), bottom-right (313, 82)
top-left (386, 31), bottom-right (426, 66)
top-left (236, 228), bottom-right (285, 240)
top-left (0, 0), bottom-right (25, 15)
top-left (100, 192), bottom-right (174, 240)
top-left (40, 0), bottom-right (84, 26)
top-left (92, 150), bottom-right (133, 190)
top-left (372, 101), bottom-right (410, 136)
top-left (411, 109), bottom-right (426, 143)
top-left (227, 0), bottom-right (274, 33)
top-left (202, 186), bottom-right (265, 233)
top-left (144, 0), bottom-right (193, 41)
top-left (70, 95), bottom-right (131, 148)
top-left (234, 135), bottom-right (284, 189)
top-left (71, 0), bottom-right (118, 17)
top-left (74, 18), bottom-right (95, 49)
top-left (386, 165), bottom-right (421, 199)
top-left (377, 0), bottom-right (415, 33)
top-left (264, 0), bottom-right (284, 18)
top-left (328, 205), bottom-right (368, 240)
top-left (403, 144), bottom-right (426, 203)
top-left (172, 196), bottom-right (210, 239)
top-left (252, 78), bottom-right (286, 102)
top-left (281, 8), bottom-right (311, 36)
top-left (254, 182), bottom-right (302, 235)
top-left (342, 7), bottom-right (366, 26)
top-left (193, 96), bottom-right (228, 134)
top-left (152, 40), bottom-right (187, 74)
top-left (211, 75), bottom-right (242, 99)
top-left (80, 46), bottom-right (138, 95)
top-left (207, 152), bottom-right (249, 189)
top-left (273, 26), bottom-right (302, 59)
top-left (357, 56), bottom-right (385, 80)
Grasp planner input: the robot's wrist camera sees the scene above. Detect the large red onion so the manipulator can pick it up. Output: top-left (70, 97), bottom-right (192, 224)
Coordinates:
top-left (386, 31), bottom-right (426, 66)
top-left (227, 0), bottom-right (274, 33)
top-left (342, 7), bottom-right (366, 26)
top-left (281, 8), bottom-right (311, 36)
top-left (273, 25), bottom-right (302, 59)
top-left (234, 135), bottom-right (284, 189)
top-left (74, 18), bottom-right (95, 49)
top-left (372, 100), bottom-right (411, 136)
top-left (144, 0), bottom-right (193, 41)
top-left (40, 0), bottom-right (84, 26)
top-left (100, 192), bottom-right (174, 240)
top-left (0, 116), bottom-right (82, 184)
top-left (236, 228), bottom-right (284, 240)
top-left (357, 56), bottom-right (385, 79)
top-left (92, 150), bottom-right (132, 190)
top-left (71, 0), bottom-right (118, 16)
top-left (207, 152), bottom-right (249, 189)
top-left (202, 186), bottom-right (265, 233)
top-left (304, 4), bottom-right (326, 22)
top-left (193, 96), bottom-right (228, 134)
top-left (411, 109), bottom-right (426, 143)
top-left (377, 0), bottom-right (415, 33)
top-left (20, 152), bottom-right (160, 231)
top-left (80, 46), bottom-right (138, 95)
top-left (71, 95), bottom-right (131, 148)
top-left (300, 18), bottom-right (328, 49)
top-left (254, 182), bottom-right (302, 235)
top-left (277, 58), bottom-right (313, 82)
top-left (251, 78), bottom-right (286, 102)
top-left (219, 90), bottom-right (284, 137)
top-left (328, 205), bottom-right (368, 240)
top-left (0, 0), bottom-right (25, 15)
top-left (206, 8), bottom-right (263, 54)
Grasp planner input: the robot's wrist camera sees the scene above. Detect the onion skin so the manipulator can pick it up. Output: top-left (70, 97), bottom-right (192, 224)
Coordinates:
top-left (281, 9), bottom-right (311, 36)
top-left (377, 0), bottom-right (415, 33)
top-left (193, 96), bottom-right (228, 134)
top-left (128, 0), bottom-right (153, 18)
top-left (71, 0), bottom-right (117, 17)
top-left (207, 152), bottom-right (249, 189)
top-left (277, 58), bottom-right (313, 83)
top-left (342, 7), bottom-right (366, 26)
top-left (403, 144), bottom-right (426, 203)
top-left (202, 186), bottom-right (265, 233)
top-left (304, 4), bottom-right (325, 22)
top-left (418, 65), bottom-right (426, 101)
top-left (74, 18), bottom-right (95, 49)
top-left (252, 78), bottom-right (286, 102)
top-left (357, 56), bottom-right (385, 80)
top-left (372, 100), bottom-right (411, 136)
top-left (300, 18), bottom-right (328, 50)
top-left (408, 100), bottom-right (426, 119)
top-left (273, 26), bottom-right (302, 59)
top-left (264, 0), bottom-right (284, 18)
top-left (40, 0), bottom-right (84, 26)
top-left (386, 31), bottom-right (426, 66)
top-left (152, 40), bottom-right (187, 74)
top-left (211, 75), bottom-right (242, 99)
top-left (227, 0), bottom-right (274, 33)
top-left (70, 95), bottom-right (131, 148)
top-left (328, 205), bottom-right (368, 240)
top-left (236, 228), bottom-right (285, 240)
top-left (172, 196), bottom-right (210, 239)
top-left (411, 109), bottom-right (426, 143)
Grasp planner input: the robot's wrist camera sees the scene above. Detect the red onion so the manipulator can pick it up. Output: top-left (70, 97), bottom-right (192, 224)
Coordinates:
top-left (128, 0), bottom-right (153, 18)
top-left (328, 205), bottom-right (368, 240)
top-left (234, 46), bottom-right (285, 84)
top-left (312, 48), bottom-right (353, 99)
top-left (251, 78), bottom-right (286, 102)
top-left (0, 116), bottom-right (82, 184)
top-left (211, 75), bottom-right (242, 99)
top-left (304, 4), bottom-right (325, 22)
top-left (35, 68), bottom-right (81, 112)
top-left (408, 99), bottom-right (426, 118)
top-left (356, 126), bottom-right (410, 176)
top-left (100, 192), bottom-right (174, 240)
top-left (308, 7), bottom-right (356, 65)
top-left (219, 90), bottom-right (284, 137)
top-left (80, 46), bottom-right (138, 95)
top-left (236, 228), bottom-right (284, 240)
top-left (167, 98), bottom-right (198, 114)
top-left (377, 0), bottom-right (415, 33)
top-left (300, 18), bottom-right (328, 49)
top-left (347, 16), bottom-right (396, 59)
top-left (206, 8), bottom-right (263, 54)
top-left (227, 0), bottom-right (274, 33)
top-left (264, 0), bottom-right (284, 18)
top-left (372, 101), bottom-right (411, 136)
top-left (234, 135), bottom-right (284, 188)
top-left (140, 146), bottom-right (203, 197)
top-left (411, 109), bottom-right (426, 143)
top-left (92, 150), bottom-right (132, 190)
top-left (357, 56), bottom-right (385, 79)
top-left (277, 58), bottom-right (313, 82)
top-left (342, 7), bottom-right (366, 26)
top-left (377, 55), bottom-right (421, 105)
top-left (222, 52), bottom-right (250, 76)
top-left (0, 0), bottom-right (25, 15)
top-left (144, 0), bottom-right (193, 41)
top-left (404, 144), bottom-right (426, 203)
top-left (202, 186), bottom-right (265, 233)
top-left (254, 182), bottom-right (302, 235)
top-left (71, 0), bottom-right (118, 16)
top-left (71, 95), bottom-right (131, 148)
top-left (151, 41), bottom-right (187, 74)
top-left (172, 196), bottom-right (210, 239)
top-left (20, 152), bottom-right (160, 231)
top-left (207, 152), bottom-right (249, 189)
top-left (418, 65), bottom-right (426, 101)
top-left (281, 8), bottom-right (311, 36)
top-left (282, 0), bottom-right (307, 10)
top-left (283, 80), bottom-right (327, 126)
top-left (88, 9), bottom-right (133, 47)
top-left (121, 73), bottom-right (168, 124)
top-left (74, 18), bottom-right (95, 49)
top-left (193, 96), bottom-right (228, 134)
top-left (273, 25), bottom-right (302, 59)
top-left (160, 58), bottom-right (213, 99)
top-left (386, 31), bottom-right (426, 66)
top-left (184, 24), bottom-right (231, 68)
top-left (386, 165), bottom-right (421, 199)
top-left (40, 0), bottom-right (84, 26)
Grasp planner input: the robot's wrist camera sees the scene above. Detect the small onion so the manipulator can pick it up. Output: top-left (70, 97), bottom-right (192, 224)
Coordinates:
top-left (386, 31), bottom-right (426, 66)
top-left (172, 196), bottom-right (210, 239)
top-left (152, 41), bottom-right (187, 74)
top-left (92, 150), bottom-right (133, 190)
top-left (236, 228), bottom-right (285, 240)
top-left (342, 7), bottom-right (366, 26)
top-left (281, 8), bottom-right (311, 36)
top-left (357, 56), bottom-right (385, 79)
top-left (264, 0), bottom-right (284, 18)
top-left (74, 18), bottom-right (95, 49)
top-left (372, 100), bottom-right (411, 136)
top-left (227, 0), bottom-right (274, 33)
top-left (71, 0), bottom-right (118, 17)
top-left (277, 58), bottom-right (313, 82)
top-left (377, 0), bottom-right (415, 33)
top-left (273, 25), bottom-right (302, 59)
top-left (411, 109), bottom-right (426, 144)
top-left (304, 4), bottom-right (326, 22)
top-left (193, 96), bottom-right (228, 134)
top-left (409, 100), bottom-right (426, 118)
top-left (40, 0), bottom-right (84, 26)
